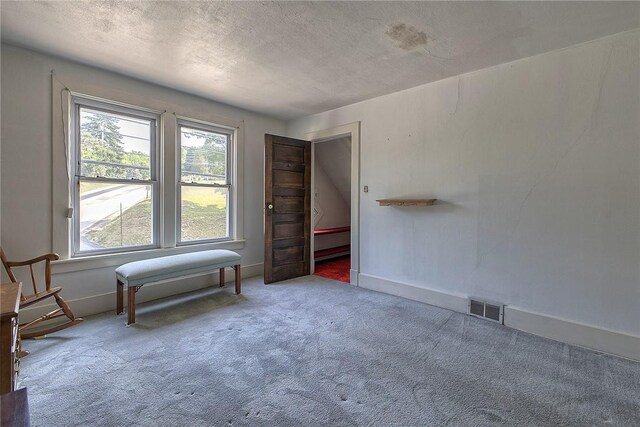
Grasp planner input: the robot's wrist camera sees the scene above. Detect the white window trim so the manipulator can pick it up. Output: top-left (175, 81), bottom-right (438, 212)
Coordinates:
top-left (176, 117), bottom-right (235, 246)
top-left (51, 75), bottom-right (245, 270)
top-left (70, 95), bottom-right (162, 256)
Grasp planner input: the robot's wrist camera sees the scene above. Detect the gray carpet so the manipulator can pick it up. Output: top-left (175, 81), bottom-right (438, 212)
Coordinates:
top-left (19, 275), bottom-right (640, 426)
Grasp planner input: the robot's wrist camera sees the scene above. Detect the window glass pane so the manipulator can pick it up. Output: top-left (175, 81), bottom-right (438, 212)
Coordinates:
top-left (180, 126), bottom-right (228, 184)
top-left (79, 107), bottom-right (152, 180)
top-left (79, 181), bottom-right (153, 251)
top-left (180, 186), bottom-right (229, 242)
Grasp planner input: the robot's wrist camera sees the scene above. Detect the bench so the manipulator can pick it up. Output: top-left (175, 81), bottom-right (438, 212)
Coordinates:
top-left (115, 250), bottom-right (241, 325)
top-left (314, 226), bottom-right (350, 261)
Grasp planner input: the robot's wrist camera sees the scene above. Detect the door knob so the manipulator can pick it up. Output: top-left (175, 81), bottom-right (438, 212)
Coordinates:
top-left (268, 204), bottom-right (273, 210)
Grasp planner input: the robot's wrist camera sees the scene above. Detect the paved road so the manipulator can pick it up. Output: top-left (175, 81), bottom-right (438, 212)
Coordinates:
top-left (79, 185), bottom-right (149, 251)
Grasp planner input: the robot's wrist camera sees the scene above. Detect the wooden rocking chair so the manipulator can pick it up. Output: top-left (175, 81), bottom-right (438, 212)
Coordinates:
top-left (1, 247), bottom-right (82, 339)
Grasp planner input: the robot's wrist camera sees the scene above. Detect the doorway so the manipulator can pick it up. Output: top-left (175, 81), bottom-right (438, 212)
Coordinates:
top-left (312, 137), bottom-right (351, 283)
top-left (305, 122), bottom-right (360, 286)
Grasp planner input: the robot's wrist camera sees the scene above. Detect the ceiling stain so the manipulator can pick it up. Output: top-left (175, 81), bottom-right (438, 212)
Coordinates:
top-left (97, 18), bottom-right (114, 33)
top-left (386, 23), bottom-right (428, 51)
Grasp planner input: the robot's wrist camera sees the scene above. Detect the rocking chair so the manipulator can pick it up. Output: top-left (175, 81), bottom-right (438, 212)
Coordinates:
top-left (1, 247), bottom-right (82, 339)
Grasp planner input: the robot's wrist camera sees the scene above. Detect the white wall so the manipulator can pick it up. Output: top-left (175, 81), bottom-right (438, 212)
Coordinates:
top-left (314, 161), bottom-right (349, 230)
top-left (1, 45), bottom-right (285, 314)
top-left (314, 144), bottom-right (350, 231)
top-left (288, 30), bottom-right (640, 358)
top-left (315, 137), bottom-right (351, 206)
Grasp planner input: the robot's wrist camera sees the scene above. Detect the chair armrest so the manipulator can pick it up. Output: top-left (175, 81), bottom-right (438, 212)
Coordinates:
top-left (5, 253), bottom-right (60, 267)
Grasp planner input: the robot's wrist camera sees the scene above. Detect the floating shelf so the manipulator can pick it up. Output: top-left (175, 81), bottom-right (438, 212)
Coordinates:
top-left (376, 198), bottom-right (436, 206)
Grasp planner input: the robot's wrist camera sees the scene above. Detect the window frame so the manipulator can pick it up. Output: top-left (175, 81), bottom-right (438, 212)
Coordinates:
top-left (70, 95), bottom-right (161, 256)
top-left (176, 118), bottom-right (235, 246)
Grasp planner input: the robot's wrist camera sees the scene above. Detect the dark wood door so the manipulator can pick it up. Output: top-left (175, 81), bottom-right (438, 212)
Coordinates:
top-left (264, 134), bottom-right (311, 284)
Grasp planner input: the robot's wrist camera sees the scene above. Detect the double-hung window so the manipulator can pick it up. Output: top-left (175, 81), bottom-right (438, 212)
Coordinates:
top-left (72, 97), bottom-right (159, 255)
top-left (177, 120), bottom-right (232, 244)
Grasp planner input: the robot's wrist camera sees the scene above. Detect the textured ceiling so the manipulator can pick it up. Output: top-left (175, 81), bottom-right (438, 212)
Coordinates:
top-left (2, 1), bottom-right (639, 119)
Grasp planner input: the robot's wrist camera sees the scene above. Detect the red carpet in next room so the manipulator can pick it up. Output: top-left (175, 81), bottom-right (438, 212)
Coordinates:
top-left (314, 256), bottom-right (350, 283)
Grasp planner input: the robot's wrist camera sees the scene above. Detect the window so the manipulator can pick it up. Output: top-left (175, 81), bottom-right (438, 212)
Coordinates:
top-left (72, 97), bottom-right (159, 255)
top-left (177, 120), bottom-right (233, 244)
top-left (53, 84), bottom-right (244, 262)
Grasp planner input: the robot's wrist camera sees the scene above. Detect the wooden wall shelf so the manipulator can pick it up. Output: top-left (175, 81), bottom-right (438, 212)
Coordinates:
top-left (376, 199), bottom-right (436, 206)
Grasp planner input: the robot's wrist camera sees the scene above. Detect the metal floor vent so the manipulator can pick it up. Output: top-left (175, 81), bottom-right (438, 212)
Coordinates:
top-left (468, 298), bottom-right (504, 324)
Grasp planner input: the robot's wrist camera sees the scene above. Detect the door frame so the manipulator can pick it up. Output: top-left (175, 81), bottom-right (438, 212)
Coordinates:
top-left (305, 122), bottom-right (360, 286)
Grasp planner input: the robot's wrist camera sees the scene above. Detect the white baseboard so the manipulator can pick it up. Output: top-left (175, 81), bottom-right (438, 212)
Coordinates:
top-left (358, 273), bottom-right (469, 313)
top-left (20, 262), bottom-right (264, 322)
top-left (505, 306), bottom-right (640, 362)
top-left (358, 273), bottom-right (640, 361)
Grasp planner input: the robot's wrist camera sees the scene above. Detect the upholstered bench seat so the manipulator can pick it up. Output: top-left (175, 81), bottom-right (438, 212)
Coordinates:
top-left (115, 250), bottom-right (241, 325)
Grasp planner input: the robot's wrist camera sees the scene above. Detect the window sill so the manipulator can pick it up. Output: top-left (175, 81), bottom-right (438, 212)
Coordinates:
top-left (52, 240), bottom-right (246, 274)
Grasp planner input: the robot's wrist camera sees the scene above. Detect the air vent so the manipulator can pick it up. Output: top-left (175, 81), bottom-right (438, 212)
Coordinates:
top-left (468, 298), bottom-right (504, 324)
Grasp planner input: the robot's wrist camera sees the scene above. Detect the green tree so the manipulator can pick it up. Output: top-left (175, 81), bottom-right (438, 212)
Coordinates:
top-left (122, 151), bottom-right (151, 180)
top-left (184, 146), bottom-right (208, 175)
top-left (204, 134), bottom-right (227, 178)
top-left (181, 129), bottom-right (227, 183)
top-left (80, 112), bottom-right (126, 178)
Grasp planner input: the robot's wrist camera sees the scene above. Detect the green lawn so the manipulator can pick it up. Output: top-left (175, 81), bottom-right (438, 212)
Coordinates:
top-left (88, 190), bottom-right (228, 247)
top-left (80, 181), bottom-right (110, 193)
top-left (180, 201), bottom-right (227, 241)
top-left (180, 186), bottom-right (228, 241)
top-left (88, 199), bottom-right (153, 247)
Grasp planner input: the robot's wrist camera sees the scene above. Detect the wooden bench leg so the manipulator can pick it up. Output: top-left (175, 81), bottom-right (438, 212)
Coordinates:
top-left (219, 267), bottom-right (225, 287)
top-left (234, 264), bottom-right (241, 294)
top-left (116, 280), bottom-right (124, 314)
top-left (127, 286), bottom-right (138, 325)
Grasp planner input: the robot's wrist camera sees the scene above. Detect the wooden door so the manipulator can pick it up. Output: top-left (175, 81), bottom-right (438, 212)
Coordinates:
top-left (264, 134), bottom-right (311, 284)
